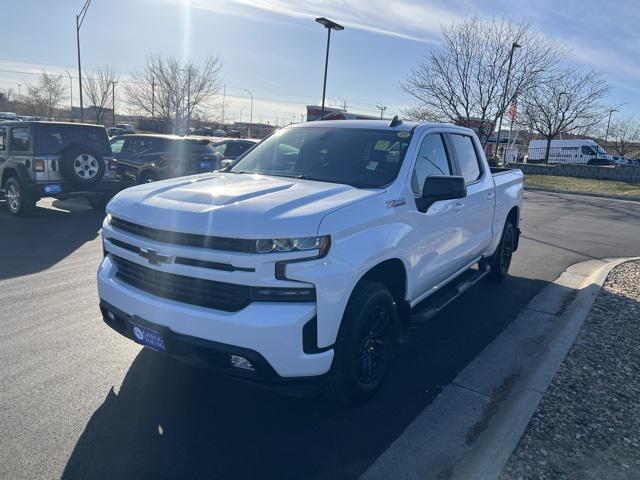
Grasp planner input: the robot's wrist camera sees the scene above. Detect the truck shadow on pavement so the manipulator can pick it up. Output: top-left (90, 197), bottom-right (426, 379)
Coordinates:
top-left (0, 199), bottom-right (104, 280)
top-left (61, 275), bottom-right (548, 480)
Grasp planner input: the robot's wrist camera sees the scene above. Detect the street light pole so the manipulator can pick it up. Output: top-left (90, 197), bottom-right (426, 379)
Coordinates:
top-left (315, 17), bottom-right (344, 120)
top-left (111, 81), bottom-right (117, 126)
top-left (65, 71), bottom-right (73, 119)
top-left (376, 104), bottom-right (387, 119)
top-left (604, 108), bottom-right (618, 152)
top-left (495, 41), bottom-right (521, 159)
top-left (186, 69), bottom-right (191, 131)
top-left (76, 0), bottom-right (91, 123)
top-left (245, 89), bottom-right (254, 138)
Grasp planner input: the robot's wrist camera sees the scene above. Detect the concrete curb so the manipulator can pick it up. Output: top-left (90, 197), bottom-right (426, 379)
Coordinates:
top-left (524, 186), bottom-right (640, 202)
top-left (360, 257), bottom-right (640, 480)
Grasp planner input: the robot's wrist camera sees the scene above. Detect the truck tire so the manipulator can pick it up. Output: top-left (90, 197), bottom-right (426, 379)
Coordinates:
top-left (326, 280), bottom-right (397, 404)
top-left (60, 145), bottom-right (105, 188)
top-left (485, 220), bottom-right (516, 281)
top-left (4, 176), bottom-right (37, 216)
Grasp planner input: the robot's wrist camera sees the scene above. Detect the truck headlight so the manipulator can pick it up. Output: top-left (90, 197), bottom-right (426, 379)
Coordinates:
top-left (255, 235), bottom-right (330, 256)
top-left (105, 213), bottom-right (112, 225)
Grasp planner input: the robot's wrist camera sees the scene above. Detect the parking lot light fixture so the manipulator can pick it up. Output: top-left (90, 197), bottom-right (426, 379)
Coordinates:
top-left (495, 41), bottom-right (522, 159)
top-left (315, 17), bottom-right (344, 120)
top-left (76, 0), bottom-right (92, 122)
top-left (244, 89), bottom-right (254, 137)
top-left (604, 108), bottom-right (618, 152)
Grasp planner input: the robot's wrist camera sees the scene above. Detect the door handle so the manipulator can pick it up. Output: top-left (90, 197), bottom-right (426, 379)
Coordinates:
top-left (487, 192), bottom-right (495, 199)
top-left (454, 202), bottom-right (465, 211)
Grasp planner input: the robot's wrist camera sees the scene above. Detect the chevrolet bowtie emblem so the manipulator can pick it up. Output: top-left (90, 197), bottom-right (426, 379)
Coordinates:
top-left (139, 248), bottom-right (173, 265)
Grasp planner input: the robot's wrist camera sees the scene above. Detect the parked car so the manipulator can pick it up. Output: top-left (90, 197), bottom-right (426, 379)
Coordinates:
top-left (108, 123), bottom-right (135, 137)
top-left (111, 134), bottom-right (222, 184)
top-left (212, 129), bottom-right (227, 137)
top-left (528, 139), bottom-right (615, 165)
top-left (0, 121), bottom-right (129, 215)
top-left (211, 139), bottom-right (258, 168)
top-left (98, 119), bottom-right (523, 403)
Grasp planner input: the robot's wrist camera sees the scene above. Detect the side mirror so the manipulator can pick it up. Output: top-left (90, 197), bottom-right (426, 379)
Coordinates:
top-left (416, 175), bottom-right (466, 213)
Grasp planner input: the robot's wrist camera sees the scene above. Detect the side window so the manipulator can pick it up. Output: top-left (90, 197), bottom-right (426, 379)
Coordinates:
top-left (212, 143), bottom-right (228, 155)
top-left (10, 127), bottom-right (31, 152)
top-left (450, 134), bottom-right (481, 183)
top-left (412, 134), bottom-right (451, 195)
top-left (581, 145), bottom-right (596, 155)
top-left (0, 127), bottom-right (7, 152)
top-left (110, 138), bottom-right (125, 153)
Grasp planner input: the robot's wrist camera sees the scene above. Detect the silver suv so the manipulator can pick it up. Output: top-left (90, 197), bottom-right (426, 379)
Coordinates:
top-left (0, 121), bottom-right (130, 216)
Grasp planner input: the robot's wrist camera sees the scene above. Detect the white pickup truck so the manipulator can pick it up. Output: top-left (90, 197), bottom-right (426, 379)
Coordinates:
top-left (97, 119), bottom-right (523, 403)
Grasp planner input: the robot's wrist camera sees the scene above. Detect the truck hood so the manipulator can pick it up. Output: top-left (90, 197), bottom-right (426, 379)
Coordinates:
top-left (107, 172), bottom-right (381, 238)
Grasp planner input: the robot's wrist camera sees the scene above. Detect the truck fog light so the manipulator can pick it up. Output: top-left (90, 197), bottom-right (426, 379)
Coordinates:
top-left (106, 311), bottom-right (115, 321)
top-left (230, 355), bottom-right (255, 371)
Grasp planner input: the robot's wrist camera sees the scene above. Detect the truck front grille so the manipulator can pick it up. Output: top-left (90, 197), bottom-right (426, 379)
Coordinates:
top-left (110, 216), bottom-right (255, 253)
top-left (111, 255), bottom-right (251, 312)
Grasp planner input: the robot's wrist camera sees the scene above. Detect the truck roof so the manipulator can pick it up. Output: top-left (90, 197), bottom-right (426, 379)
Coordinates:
top-left (288, 119), bottom-right (464, 133)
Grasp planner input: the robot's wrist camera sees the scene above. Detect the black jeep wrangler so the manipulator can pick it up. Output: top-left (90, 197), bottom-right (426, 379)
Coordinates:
top-left (0, 121), bottom-right (131, 216)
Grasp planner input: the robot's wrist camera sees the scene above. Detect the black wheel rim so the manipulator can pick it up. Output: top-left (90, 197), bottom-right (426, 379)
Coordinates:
top-left (500, 226), bottom-right (514, 273)
top-left (355, 305), bottom-right (391, 387)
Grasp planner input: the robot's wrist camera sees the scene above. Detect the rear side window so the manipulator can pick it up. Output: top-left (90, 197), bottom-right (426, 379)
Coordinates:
top-left (10, 127), bottom-right (31, 152)
top-left (0, 127), bottom-right (6, 152)
top-left (225, 142), bottom-right (253, 157)
top-left (412, 134), bottom-right (451, 195)
top-left (450, 134), bottom-right (481, 183)
top-left (38, 125), bottom-right (111, 156)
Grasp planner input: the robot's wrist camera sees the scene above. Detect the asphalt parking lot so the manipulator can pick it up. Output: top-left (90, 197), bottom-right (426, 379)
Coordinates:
top-left (1, 191), bottom-right (639, 480)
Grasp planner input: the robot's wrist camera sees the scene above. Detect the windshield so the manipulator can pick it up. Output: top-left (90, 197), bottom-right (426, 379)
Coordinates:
top-left (230, 127), bottom-right (413, 188)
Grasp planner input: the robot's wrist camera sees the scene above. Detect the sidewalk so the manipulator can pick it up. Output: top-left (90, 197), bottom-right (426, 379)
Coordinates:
top-left (500, 260), bottom-right (640, 480)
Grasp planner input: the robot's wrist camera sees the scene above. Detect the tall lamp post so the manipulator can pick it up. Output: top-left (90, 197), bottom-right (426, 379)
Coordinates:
top-left (65, 71), bottom-right (73, 119)
top-left (108, 81), bottom-right (117, 126)
top-left (76, 0), bottom-right (92, 122)
top-left (376, 104), bottom-right (387, 119)
top-left (315, 17), bottom-right (344, 120)
top-left (244, 89), bottom-right (254, 138)
top-left (603, 108), bottom-right (618, 156)
top-left (495, 41), bottom-right (521, 159)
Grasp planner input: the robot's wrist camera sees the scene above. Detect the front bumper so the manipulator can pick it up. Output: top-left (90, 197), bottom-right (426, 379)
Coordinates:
top-left (97, 255), bottom-right (334, 380)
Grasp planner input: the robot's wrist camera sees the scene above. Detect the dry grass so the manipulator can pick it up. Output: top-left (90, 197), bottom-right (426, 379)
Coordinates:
top-left (525, 175), bottom-right (640, 198)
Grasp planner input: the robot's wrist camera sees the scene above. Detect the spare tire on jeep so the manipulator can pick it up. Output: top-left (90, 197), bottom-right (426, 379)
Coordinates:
top-left (60, 145), bottom-right (105, 188)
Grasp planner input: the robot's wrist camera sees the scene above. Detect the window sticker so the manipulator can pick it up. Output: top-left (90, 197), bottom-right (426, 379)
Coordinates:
top-left (374, 140), bottom-right (390, 150)
top-left (366, 161), bottom-right (378, 170)
top-left (397, 132), bottom-right (410, 138)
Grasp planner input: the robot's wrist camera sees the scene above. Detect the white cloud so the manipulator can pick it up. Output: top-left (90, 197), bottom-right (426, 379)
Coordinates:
top-left (175, 0), bottom-right (462, 42)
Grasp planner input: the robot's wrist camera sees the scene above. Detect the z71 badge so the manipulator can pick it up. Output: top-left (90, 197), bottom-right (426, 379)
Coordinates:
top-left (386, 198), bottom-right (406, 209)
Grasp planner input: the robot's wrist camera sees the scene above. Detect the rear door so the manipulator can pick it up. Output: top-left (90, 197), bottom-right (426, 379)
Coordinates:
top-left (447, 133), bottom-right (495, 265)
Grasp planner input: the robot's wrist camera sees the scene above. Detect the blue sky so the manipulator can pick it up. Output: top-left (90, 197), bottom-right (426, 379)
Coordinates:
top-left (1, 0), bottom-right (638, 124)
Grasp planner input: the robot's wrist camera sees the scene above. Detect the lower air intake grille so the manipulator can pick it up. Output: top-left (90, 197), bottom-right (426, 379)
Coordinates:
top-left (112, 255), bottom-right (251, 312)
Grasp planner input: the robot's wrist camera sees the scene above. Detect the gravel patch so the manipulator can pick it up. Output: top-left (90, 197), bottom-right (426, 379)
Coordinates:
top-left (500, 260), bottom-right (640, 480)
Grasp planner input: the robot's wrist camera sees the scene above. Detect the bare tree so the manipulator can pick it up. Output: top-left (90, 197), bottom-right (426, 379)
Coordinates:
top-left (125, 55), bottom-right (222, 131)
top-left (402, 17), bottom-right (565, 145)
top-left (522, 69), bottom-right (609, 163)
top-left (25, 72), bottom-right (66, 119)
top-left (83, 67), bottom-right (118, 125)
top-left (606, 116), bottom-right (640, 158)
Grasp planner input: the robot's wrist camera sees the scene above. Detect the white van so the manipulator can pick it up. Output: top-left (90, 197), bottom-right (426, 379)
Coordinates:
top-left (528, 139), bottom-right (614, 165)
